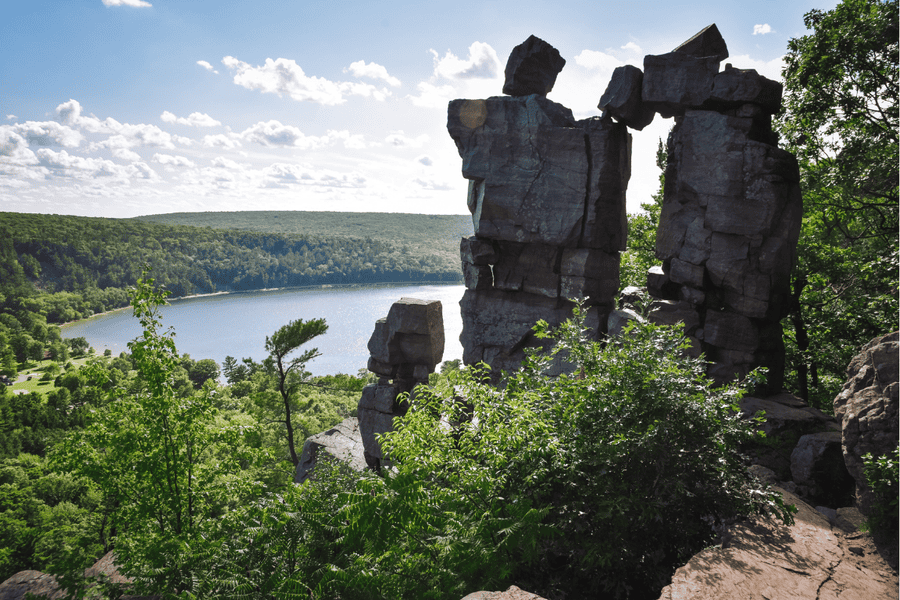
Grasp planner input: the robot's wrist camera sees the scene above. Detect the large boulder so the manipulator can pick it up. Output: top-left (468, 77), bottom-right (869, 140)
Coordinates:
top-left (502, 35), bottom-right (566, 97)
top-left (833, 331), bottom-right (899, 515)
top-left (790, 431), bottom-right (855, 507)
top-left (598, 64), bottom-right (655, 130)
top-left (294, 417), bottom-right (367, 483)
top-left (672, 23), bottom-right (729, 61)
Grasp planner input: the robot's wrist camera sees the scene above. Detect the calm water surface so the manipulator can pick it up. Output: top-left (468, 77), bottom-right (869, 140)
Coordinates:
top-left (61, 284), bottom-right (466, 376)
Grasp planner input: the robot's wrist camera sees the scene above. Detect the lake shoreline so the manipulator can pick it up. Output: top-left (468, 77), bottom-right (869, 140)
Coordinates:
top-left (59, 280), bottom-right (462, 329)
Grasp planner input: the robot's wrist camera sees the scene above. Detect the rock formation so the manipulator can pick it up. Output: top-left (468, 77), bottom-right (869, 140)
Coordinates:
top-left (448, 28), bottom-right (801, 389)
top-left (639, 28), bottom-right (800, 393)
top-left (448, 35), bottom-right (629, 377)
top-left (833, 331), bottom-right (899, 516)
top-left (357, 297), bottom-right (444, 468)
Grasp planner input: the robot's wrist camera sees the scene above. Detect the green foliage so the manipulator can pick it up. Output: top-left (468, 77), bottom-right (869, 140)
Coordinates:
top-left (0, 453), bottom-right (101, 582)
top-left (621, 137), bottom-right (665, 290)
top-left (52, 274), bottom-right (268, 596)
top-left (777, 0), bottom-right (899, 409)
top-left (862, 447), bottom-right (899, 544)
top-left (265, 318), bottom-right (329, 466)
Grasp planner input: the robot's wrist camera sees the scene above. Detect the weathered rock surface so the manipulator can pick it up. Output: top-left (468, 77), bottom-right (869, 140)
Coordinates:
top-left (833, 331), bottom-right (899, 516)
top-left (502, 35), bottom-right (565, 97)
top-left (0, 553), bottom-right (156, 600)
top-left (790, 431), bottom-right (855, 507)
top-left (448, 96), bottom-right (628, 248)
top-left (672, 23), bottom-right (729, 61)
top-left (598, 64), bottom-right (655, 130)
top-left (462, 586), bottom-right (547, 600)
top-left (0, 571), bottom-right (65, 600)
top-left (657, 487), bottom-right (898, 600)
top-left (294, 417), bottom-right (367, 484)
top-left (358, 298), bottom-right (444, 468)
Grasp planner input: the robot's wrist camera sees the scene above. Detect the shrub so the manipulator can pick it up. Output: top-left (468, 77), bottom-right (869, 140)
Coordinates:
top-left (373, 303), bottom-right (795, 599)
top-left (862, 447), bottom-right (899, 547)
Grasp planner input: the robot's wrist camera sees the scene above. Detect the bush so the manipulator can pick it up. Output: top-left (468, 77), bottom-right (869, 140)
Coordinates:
top-left (862, 447), bottom-right (899, 547)
top-left (370, 303), bottom-right (796, 599)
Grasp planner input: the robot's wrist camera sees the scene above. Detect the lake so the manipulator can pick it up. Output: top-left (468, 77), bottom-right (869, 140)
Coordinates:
top-left (60, 284), bottom-right (466, 376)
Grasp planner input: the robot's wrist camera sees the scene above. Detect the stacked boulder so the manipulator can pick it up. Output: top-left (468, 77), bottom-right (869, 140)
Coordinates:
top-left (602, 24), bottom-right (802, 392)
top-left (448, 35), bottom-right (630, 377)
top-left (357, 297), bottom-right (444, 469)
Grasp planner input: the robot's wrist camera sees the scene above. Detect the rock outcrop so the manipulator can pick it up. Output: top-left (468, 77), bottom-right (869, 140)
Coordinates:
top-left (448, 36), bottom-right (629, 377)
top-left (637, 27), bottom-right (800, 393)
top-left (449, 28), bottom-right (801, 389)
top-left (833, 331), bottom-right (899, 516)
top-left (294, 417), bottom-right (366, 484)
top-left (657, 487), bottom-right (898, 600)
top-left (357, 297), bottom-right (444, 468)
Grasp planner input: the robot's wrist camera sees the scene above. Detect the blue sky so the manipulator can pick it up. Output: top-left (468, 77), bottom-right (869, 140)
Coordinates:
top-left (1, 0), bottom-right (836, 218)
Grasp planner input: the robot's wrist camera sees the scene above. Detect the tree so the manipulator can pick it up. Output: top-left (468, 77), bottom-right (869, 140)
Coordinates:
top-left (264, 318), bottom-right (328, 466)
top-left (53, 275), bottom-right (262, 594)
top-left (620, 137), bottom-right (666, 290)
top-left (776, 0), bottom-right (898, 407)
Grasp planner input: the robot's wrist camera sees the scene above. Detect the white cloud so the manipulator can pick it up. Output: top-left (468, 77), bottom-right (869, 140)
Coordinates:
top-left (753, 24), bottom-right (772, 35)
top-left (621, 42), bottom-right (643, 54)
top-left (412, 177), bottom-right (452, 191)
top-left (417, 155), bottom-right (433, 166)
top-left (574, 49), bottom-right (622, 71)
top-left (203, 133), bottom-right (242, 149)
top-left (222, 56), bottom-right (391, 105)
top-left (346, 60), bottom-right (401, 87)
top-left (5, 115), bottom-right (15, 121)
top-left (111, 147), bottom-right (141, 162)
top-left (327, 129), bottom-right (368, 149)
top-left (260, 162), bottom-right (367, 189)
top-left (36, 148), bottom-right (128, 179)
top-left (408, 81), bottom-right (458, 109)
top-left (14, 120), bottom-right (84, 148)
top-left (153, 153), bottom-right (195, 168)
top-left (102, 0), bottom-right (152, 7)
top-left (56, 100), bottom-right (175, 149)
top-left (173, 135), bottom-right (194, 146)
top-left (197, 60), bottom-right (219, 74)
top-left (0, 128), bottom-right (38, 164)
top-left (431, 42), bottom-right (501, 80)
top-left (240, 120), bottom-right (328, 148)
top-left (161, 110), bottom-right (222, 127)
top-left (385, 131), bottom-right (429, 148)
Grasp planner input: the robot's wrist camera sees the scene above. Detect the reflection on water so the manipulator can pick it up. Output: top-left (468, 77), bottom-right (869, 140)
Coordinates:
top-left (61, 284), bottom-right (466, 376)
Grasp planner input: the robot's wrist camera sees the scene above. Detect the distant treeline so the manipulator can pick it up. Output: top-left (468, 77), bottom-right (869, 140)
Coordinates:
top-left (0, 211), bottom-right (469, 326)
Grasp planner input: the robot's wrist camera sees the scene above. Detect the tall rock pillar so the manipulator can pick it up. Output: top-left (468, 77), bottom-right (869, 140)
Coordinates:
top-left (448, 36), bottom-right (630, 377)
top-left (601, 24), bottom-right (802, 392)
top-left (357, 297), bottom-right (444, 469)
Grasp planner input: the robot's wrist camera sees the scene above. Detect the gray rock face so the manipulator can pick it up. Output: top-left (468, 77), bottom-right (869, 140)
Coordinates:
top-left (598, 64), bottom-right (655, 130)
top-left (672, 23), bottom-right (729, 61)
top-left (502, 35), bottom-right (565, 97)
top-left (447, 27), bottom-right (800, 391)
top-left (358, 298), bottom-right (445, 468)
top-left (294, 417), bottom-right (367, 484)
top-left (448, 96), bottom-right (628, 248)
top-left (790, 431), bottom-right (855, 507)
top-left (833, 331), bottom-right (899, 516)
top-left (648, 106), bottom-right (801, 392)
top-left (642, 52), bottom-right (721, 118)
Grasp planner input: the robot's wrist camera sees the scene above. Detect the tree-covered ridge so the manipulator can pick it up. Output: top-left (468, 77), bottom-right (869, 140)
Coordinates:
top-left (2, 211), bottom-right (464, 302)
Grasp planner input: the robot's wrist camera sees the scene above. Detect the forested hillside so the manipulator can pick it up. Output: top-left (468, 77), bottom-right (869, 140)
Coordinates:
top-left (0, 211), bottom-right (466, 321)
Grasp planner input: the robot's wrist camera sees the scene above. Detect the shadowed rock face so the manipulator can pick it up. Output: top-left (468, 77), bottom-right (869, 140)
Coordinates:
top-left (357, 297), bottom-right (444, 468)
top-left (448, 28), bottom-right (800, 389)
top-left (833, 331), bottom-right (899, 515)
top-left (448, 92), bottom-right (629, 377)
top-left (502, 35), bottom-right (566, 97)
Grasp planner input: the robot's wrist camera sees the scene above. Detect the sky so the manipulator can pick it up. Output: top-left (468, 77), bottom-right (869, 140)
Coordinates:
top-left (1, 0), bottom-right (837, 219)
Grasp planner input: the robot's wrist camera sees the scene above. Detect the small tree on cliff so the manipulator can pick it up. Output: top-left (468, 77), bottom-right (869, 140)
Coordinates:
top-left (265, 318), bottom-right (328, 466)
